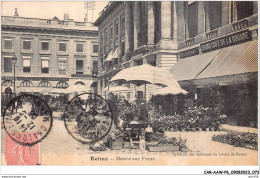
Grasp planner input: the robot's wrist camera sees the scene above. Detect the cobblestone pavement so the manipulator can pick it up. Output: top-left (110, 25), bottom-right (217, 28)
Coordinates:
top-left (1, 119), bottom-right (258, 165)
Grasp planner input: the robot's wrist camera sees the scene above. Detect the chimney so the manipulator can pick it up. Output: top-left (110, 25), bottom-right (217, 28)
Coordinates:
top-left (64, 13), bottom-right (70, 20)
top-left (14, 8), bottom-right (19, 17)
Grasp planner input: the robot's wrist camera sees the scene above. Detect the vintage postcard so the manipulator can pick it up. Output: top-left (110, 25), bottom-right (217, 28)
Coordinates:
top-left (1, 1), bottom-right (258, 167)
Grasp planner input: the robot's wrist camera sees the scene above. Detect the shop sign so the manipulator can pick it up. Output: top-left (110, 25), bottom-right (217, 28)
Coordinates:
top-left (179, 47), bottom-right (199, 58)
top-left (200, 30), bottom-right (251, 53)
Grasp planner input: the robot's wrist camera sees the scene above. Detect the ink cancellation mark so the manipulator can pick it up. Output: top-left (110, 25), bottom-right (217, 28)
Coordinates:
top-left (3, 94), bottom-right (53, 146)
top-left (64, 93), bottom-right (113, 144)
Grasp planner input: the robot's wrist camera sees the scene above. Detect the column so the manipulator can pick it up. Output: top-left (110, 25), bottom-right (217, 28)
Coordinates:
top-left (147, 1), bottom-right (155, 45)
top-left (184, 2), bottom-right (189, 39)
top-left (172, 2), bottom-right (177, 41)
top-left (198, 1), bottom-right (206, 34)
top-left (125, 2), bottom-right (132, 52)
top-left (176, 1), bottom-right (185, 41)
top-left (221, 1), bottom-right (229, 25)
top-left (134, 1), bottom-right (141, 49)
top-left (160, 1), bottom-right (171, 39)
top-left (204, 2), bottom-right (210, 32)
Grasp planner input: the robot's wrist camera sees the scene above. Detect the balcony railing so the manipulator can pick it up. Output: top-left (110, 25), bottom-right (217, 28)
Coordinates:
top-left (2, 16), bottom-right (97, 31)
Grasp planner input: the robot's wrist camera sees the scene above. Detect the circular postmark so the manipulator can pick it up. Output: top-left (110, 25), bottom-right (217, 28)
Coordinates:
top-left (3, 94), bottom-right (53, 146)
top-left (64, 93), bottom-right (113, 144)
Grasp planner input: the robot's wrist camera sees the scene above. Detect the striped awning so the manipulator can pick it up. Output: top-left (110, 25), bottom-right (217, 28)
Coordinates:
top-left (170, 49), bottom-right (221, 81)
top-left (170, 40), bottom-right (258, 82)
top-left (196, 40), bottom-right (258, 79)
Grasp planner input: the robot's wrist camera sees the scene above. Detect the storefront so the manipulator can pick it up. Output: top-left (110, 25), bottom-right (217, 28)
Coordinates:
top-left (171, 33), bottom-right (258, 127)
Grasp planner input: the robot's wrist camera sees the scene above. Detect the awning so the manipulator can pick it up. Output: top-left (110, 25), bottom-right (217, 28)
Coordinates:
top-left (170, 40), bottom-right (257, 82)
top-left (170, 49), bottom-right (221, 81)
top-left (111, 48), bottom-right (118, 60)
top-left (196, 40), bottom-right (257, 79)
top-left (104, 51), bottom-right (113, 62)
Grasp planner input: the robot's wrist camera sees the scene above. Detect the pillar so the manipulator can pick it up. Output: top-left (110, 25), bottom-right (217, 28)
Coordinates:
top-left (172, 2), bottom-right (177, 42)
top-left (204, 2), bottom-right (210, 32)
top-left (221, 1), bottom-right (229, 25)
top-left (160, 1), bottom-right (171, 39)
top-left (125, 2), bottom-right (132, 52)
top-left (134, 1), bottom-right (141, 49)
top-left (198, 1), bottom-right (206, 34)
top-left (147, 1), bottom-right (155, 45)
top-left (176, 1), bottom-right (186, 41)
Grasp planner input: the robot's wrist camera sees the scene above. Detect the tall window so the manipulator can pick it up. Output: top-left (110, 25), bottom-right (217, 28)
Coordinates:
top-left (59, 42), bottom-right (66, 52)
top-left (100, 32), bottom-right (104, 46)
top-left (110, 26), bottom-right (113, 40)
top-left (41, 57), bottom-right (49, 73)
top-left (76, 44), bottom-right (83, 52)
top-left (121, 41), bottom-right (125, 56)
top-left (121, 16), bottom-right (125, 32)
top-left (23, 40), bottom-right (31, 50)
top-left (3, 57), bottom-right (12, 73)
top-left (115, 20), bottom-right (119, 36)
top-left (76, 60), bottom-right (83, 74)
top-left (59, 60), bottom-right (66, 74)
top-left (23, 56), bottom-right (31, 73)
top-left (237, 2), bottom-right (253, 21)
top-left (93, 60), bottom-right (98, 72)
top-left (208, 2), bottom-right (222, 30)
top-left (105, 28), bottom-right (108, 43)
top-left (41, 41), bottom-right (49, 51)
top-left (188, 2), bottom-right (198, 38)
top-left (4, 39), bottom-right (13, 49)
top-left (93, 45), bottom-right (98, 53)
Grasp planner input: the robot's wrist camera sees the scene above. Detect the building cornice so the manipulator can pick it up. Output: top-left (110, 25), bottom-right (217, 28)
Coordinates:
top-left (94, 2), bottom-right (119, 26)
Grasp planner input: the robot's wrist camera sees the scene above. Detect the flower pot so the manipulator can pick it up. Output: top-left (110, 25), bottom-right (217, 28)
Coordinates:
top-left (191, 128), bottom-right (196, 132)
top-left (206, 128), bottom-right (209, 132)
top-left (198, 128), bottom-right (202, 132)
top-left (210, 127), bottom-right (215, 131)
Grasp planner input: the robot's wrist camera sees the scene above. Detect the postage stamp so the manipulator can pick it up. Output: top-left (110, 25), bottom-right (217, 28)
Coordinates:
top-left (3, 94), bottom-right (53, 146)
top-left (5, 132), bottom-right (40, 165)
top-left (64, 93), bottom-right (113, 144)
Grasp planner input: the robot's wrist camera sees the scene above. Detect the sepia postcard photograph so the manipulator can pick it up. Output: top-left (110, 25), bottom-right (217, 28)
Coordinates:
top-left (0, 0), bottom-right (259, 176)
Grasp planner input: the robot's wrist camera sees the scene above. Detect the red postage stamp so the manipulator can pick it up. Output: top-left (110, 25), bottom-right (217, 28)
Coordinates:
top-left (5, 132), bottom-right (40, 165)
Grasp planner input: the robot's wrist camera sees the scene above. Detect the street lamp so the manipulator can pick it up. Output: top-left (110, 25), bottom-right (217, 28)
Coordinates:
top-left (12, 55), bottom-right (17, 96)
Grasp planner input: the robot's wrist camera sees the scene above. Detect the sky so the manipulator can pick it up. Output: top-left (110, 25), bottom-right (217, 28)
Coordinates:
top-left (1, 1), bottom-right (108, 23)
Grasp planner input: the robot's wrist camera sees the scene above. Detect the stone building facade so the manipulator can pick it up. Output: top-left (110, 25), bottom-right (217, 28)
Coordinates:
top-left (95, 1), bottom-right (258, 126)
top-left (94, 1), bottom-right (179, 100)
top-left (1, 12), bottom-right (98, 95)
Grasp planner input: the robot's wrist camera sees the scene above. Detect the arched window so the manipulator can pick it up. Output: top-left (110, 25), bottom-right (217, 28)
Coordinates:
top-left (20, 80), bottom-right (34, 87)
top-left (74, 81), bottom-right (85, 85)
top-left (2, 80), bottom-right (14, 86)
top-left (38, 81), bottom-right (52, 87)
top-left (56, 81), bottom-right (69, 89)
